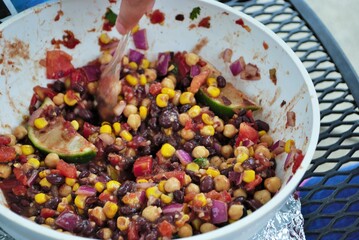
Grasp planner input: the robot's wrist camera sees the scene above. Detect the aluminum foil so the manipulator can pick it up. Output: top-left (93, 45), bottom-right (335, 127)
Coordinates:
top-left (0, 195), bottom-right (304, 240)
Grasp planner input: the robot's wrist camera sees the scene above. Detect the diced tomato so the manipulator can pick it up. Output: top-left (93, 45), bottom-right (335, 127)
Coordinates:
top-left (198, 16), bottom-right (211, 28)
top-left (13, 168), bottom-right (28, 186)
top-left (188, 70), bottom-right (209, 94)
top-left (29, 94), bottom-right (39, 114)
top-left (244, 175), bottom-right (263, 191)
top-left (149, 82), bottom-right (162, 96)
top-left (46, 50), bottom-right (74, 79)
top-left (69, 68), bottom-right (87, 89)
top-left (40, 208), bottom-right (56, 218)
top-left (158, 220), bottom-right (174, 238)
top-left (0, 135), bottom-right (11, 145)
top-left (0, 146), bottom-right (16, 162)
top-left (205, 190), bottom-right (232, 203)
top-left (184, 192), bottom-right (196, 203)
top-left (153, 170), bottom-right (186, 185)
top-left (56, 160), bottom-right (77, 179)
top-left (292, 151), bottom-right (305, 174)
top-left (184, 120), bottom-right (194, 130)
top-left (127, 222), bottom-right (139, 240)
top-left (99, 191), bottom-right (117, 203)
top-left (12, 184), bottom-right (27, 196)
top-left (0, 178), bottom-right (19, 191)
top-left (236, 122), bottom-right (259, 146)
top-left (133, 156), bottom-right (153, 177)
top-left (82, 122), bottom-right (99, 139)
top-left (150, 9), bottom-right (165, 24)
top-left (122, 84), bottom-right (135, 101)
top-left (33, 86), bottom-right (57, 101)
top-left (173, 52), bottom-right (190, 78)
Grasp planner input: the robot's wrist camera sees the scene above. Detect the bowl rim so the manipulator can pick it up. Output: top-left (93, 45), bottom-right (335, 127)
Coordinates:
top-left (0, 0), bottom-right (320, 239)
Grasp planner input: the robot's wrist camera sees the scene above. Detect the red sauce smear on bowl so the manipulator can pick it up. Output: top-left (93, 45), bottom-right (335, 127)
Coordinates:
top-left (109, 0), bottom-right (117, 3)
top-left (51, 30), bottom-right (80, 49)
top-left (198, 16), bottom-right (211, 28)
top-left (235, 18), bottom-right (251, 32)
top-left (150, 9), bottom-right (165, 24)
top-left (263, 41), bottom-right (269, 50)
top-left (54, 10), bottom-right (63, 21)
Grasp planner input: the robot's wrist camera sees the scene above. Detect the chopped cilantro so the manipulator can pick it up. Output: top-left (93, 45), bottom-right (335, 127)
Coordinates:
top-left (105, 8), bottom-right (117, 25)
top-left (190, 7), bottom-right (201, 20)
top-left (194, 157), bottom-right (209, 168)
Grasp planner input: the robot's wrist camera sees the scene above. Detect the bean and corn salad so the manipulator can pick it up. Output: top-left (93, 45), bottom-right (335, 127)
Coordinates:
top-left (0, 30), bottom-right (304, 240)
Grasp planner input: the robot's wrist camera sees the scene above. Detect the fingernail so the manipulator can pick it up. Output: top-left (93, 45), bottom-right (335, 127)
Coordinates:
top-left (116, 20), bottom-right (126, 35)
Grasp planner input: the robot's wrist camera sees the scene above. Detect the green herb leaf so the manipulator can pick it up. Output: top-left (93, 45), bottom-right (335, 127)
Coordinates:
top-left (194, 157), bottom-right (209, 168)
top-left (190, 7), bottom-right (201, 20)
top-left (105, 8), bottom-right (117, 25)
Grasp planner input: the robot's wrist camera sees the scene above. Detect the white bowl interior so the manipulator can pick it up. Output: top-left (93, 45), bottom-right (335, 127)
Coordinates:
top-left (0, 0), bottom-right (320, 239)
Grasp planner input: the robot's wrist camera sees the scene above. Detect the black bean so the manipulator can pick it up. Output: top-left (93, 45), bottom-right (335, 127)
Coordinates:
top-left (255, 119), bottom-right (270, 132)
top-left (79, 170), bottom-right (90, 178)
top-left (152, 133), bottom-right (165, 146)
top-left (81, 220), bottom-right (96, 236)
top-left (35, 215), bottom-right (45, 224)
top-left (241, 158), bottom-right (256, 170)
top-left (20, 199), bottom-right (30, 207)
top-left (245, 199), bottom-right (263, 211)
top-left (107, 219), bottom-right (117, 231)
top-left (216, 75), bottom-right (226, 88)
top-left (46, 174), bottom-right (65, 185)
top-left (76, 108), bottom-right (93, 121)
top-left (172, 121), bottom-right (181, 131)
top-left (148, 117), bottom-right (159, 131)
top-left (65, 111), bottom-right (76, 121)
top-left (220, 166), bottom-right (233, 177)
top-left (145, 231), bottom-right (158, 240)
top-left (44, 197), bottom-right (60, 209)
top-left (139, 145), bottom-right (152, 155)
top-left (183, 141), bottom-right (196, 153)
top-left (181, 77), bottom-right (191, 88)
top-left (173, 190), bottom-right (184, 203)
top-left (233, 196), bottom-right (246, 204)
top-left (200, 176), bottom-right (214, 193)
top-left (10, 203), bottom-right (23, 215)
top-left (136, 217), bottom-right (151, 232)
top-left (52, 80), bottom-right (65, 92)
top-left (158, 214), bottom-right (174, 224)
top-left (117, 181), bottom-right (136, 196)
top-left (200, 136), bottom-right (213, 147)
top-left (179, 104), bottom-right (191, 113)
top-left (72, 83), bottom-right (85, 93)
top-left (185, 170), bottom-right (201, 184)
top-left (159, 110), bottom-right (175, 128)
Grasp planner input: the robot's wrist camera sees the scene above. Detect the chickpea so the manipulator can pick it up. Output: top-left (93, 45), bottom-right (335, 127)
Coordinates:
top-left (184, 174), bottom-right (192, 186)
top-left (255, 145), bottom-right (272, 160)
top-left (200, 223), bottom-right (217, 233)
top-left (223, 124), bottom-right (238, 138)
top-left (185, 52), bottom-right (200, 66)
top-left (5, 134), bottom-right (16, 146)
top-left (123, 104), bottom-right (138, 118)
top-left (228, 204), bottom-right (244, 220)
top-left (221, 145), bottom-right (233, 159)
top-left (178, 223), bottom-right (193, 238)
top-left (192, 146), bottom-right (210, 159)
top-left (233, 162), bottom-right (244, 173)
top-left (167, 74), bottom-right (177, 86)
top-left (141, 98), bottom-right (151, 107)
top-left (179, 113), bottom-right (191, 126)
top-left (13, 126), bottom-right (27, 140)
top-left (117, 216), bottom-right (130, 231)
top-left (219, 162), bottom-right (229, 170)
top-left (214, 175), bottom-right (230, 192)
top-left (142, 206), bottom-right (162, 222)
top-left (213, 116), bottom-right (224, 132)
top-left (161, 77), bottom-right (175, 89)
top-left (127, 113), bottom-right (141, 131)
top-left (233, 188), bottom-right (247, 198)
top-left (164, 177), bottom-right (181, 193)
top-left (172, 90), bottom-right (181, 106)
top-left (53, 93), bottom-right (65, 106)
top-left (13, 144), bottom-right (22, 155)
top-left (185, 183), bottom-right (200, 194)
top-left (260, 134), bottom-right (273, 147)
top-left (254, 189), bottom-right (272, 205)
top-left (210, 156), bottom-right (222, 168)
top-left (44, 153), bottom-right (60, 168)
top-left (181, 129), bottom-right (195, 141)
top-left (89, 207), bottom-right (106, 226)
top-left (99, 228), bottom-right (112, 240)
top-left (87, 82), bottom-right (98, 95)
top-left (0, 164), bottom-right (12, 178)
top-left (264, 176), bottom-right (282, 193)
top-left (144, 68), bottom-right (157, 82)
top-left (58, 184), bottom-right (72, 197)
top-left (234, 146), bottom-right (250, 157)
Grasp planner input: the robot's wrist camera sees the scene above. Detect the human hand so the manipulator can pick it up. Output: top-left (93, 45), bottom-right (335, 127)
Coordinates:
top-left (116, 0), bottom-right (155, 34)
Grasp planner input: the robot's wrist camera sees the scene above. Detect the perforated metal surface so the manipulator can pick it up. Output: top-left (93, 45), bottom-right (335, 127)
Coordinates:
top-left (222, 0), bottom-right (359, 239)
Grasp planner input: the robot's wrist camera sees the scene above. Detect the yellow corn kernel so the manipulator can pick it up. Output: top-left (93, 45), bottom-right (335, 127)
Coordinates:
top-left (95, 182), bottom-right (105, 193)
top-left (200, 125), bottom-right (215, 136)
top-left (99, 33), bottom-right (111, 44)
top-left (167, 64), bottom-right (175, 72)
top-left (186, 162), bottom-right (200, 172)
top-left (64, 91), bottom-right (79, 106)
top-left (139, 106), bottom-right (148, 120)
top-left (128, 61), bottom-right (138, 70)
top-left (74, 194), bottom-right (87, 209)
top-left (206, 77), bottom-right (217, 87)
top-left (188, 105), bottom-right (201, 118)
top-left (161, 194), bottom-right (173, 204)
top-left (21, 145), bottom-right (34, 156)
top-left (120, 130), bottom-right (133, 141)
top-left (99, 52), bottom-right (113, 65)
top-left (243, 170), bottom-right (256, 183)
top-left (139, 74), bottom-right (147, 85)
top-left (156, 93), bottom-right (169, 108)
top-left (100, 124), bottom-right (112, 134)
top-left (103, 201), bottom-right (119, 219)
top-left (163, 128), bottom-right (172, 136)
top-left (66, 194), bottom-right (73, 203)
top-left (285, 139), bottom-right (295, 153)
top-left (160, 143), bottom-right (176, 158)
top-left (131, 24), bottom-right (140, 34)
top-left (65, 177), bottom-right (76, 187)
top-left (179, 92), bottom-right (194, 105)
top-left (249, 146), bottom-right (254, 157)
top-left (125, 74), bottom-right (138, 86)
top-left (206, 167), bottom-right (220, 178)
top-left (161, 87), bottom-right (175, 98)
top-left (39, 170), bottom-right (48, 179)
top-left (258, 130), bottom-right (267, 137)
top-left (72, 183), bottom-right (80, 191)
top-left (39, 178), bottom-right (52, 188)
top-left (28, 157), bottom-right (40, 169)
top-left (158, 180), bottom-right (167, 193)
top-left (207, 86), bottom-right (221, 98)
top-left (175, 214), bottom-right (190, 227)
top-left (106, 180), bottom-right (121, 192)
top-left (140, 59), bottom-right (150, 69)
top-left (113, 122), bottom-right (121, 135)
top-left (117, 216), bottom-right (130, 231)
top-left (193, 193), bottom-right (207, 206)
top-left (34, 117), bottom-right (48, 130)
top-left (34, 193), bottom-right (48, 204)
top-left (146, 186), bottom-right (162, 199)
top-left (71, 120), bottom-right (79, 131)
top-left (45, 217), bottom-right (55, 226)
top-left (201, 113), bottom-right (214, 125)
top-left (236, 152), bottom-right (249, 164)
top-left (136, 179), bottom-right (148, 183)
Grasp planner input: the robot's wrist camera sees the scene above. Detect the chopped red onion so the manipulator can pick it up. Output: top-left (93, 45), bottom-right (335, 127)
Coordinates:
top-left (136, 182), bottom-right (156, 189)
top-left (162, 203), bottom-right (184, 214)
top-left (211, 200), bottom-right (228, 224)
top-left (82, 65), bottom-right (101, 82)
top-left (175, 150), bottom-right (193, 165)
top-left (55, 210), bottom-right (81, 232)
top-left (230, 58), bottom-right (243, 76)
top-left (228, 171), bottom-right (243, 186)
top-left (157, 52), bottom-right (171, 76)
top-left (129, 49), bottom-right (144, 64)
top-left (221, 48), bottom-right (233, 63)
top-left (286, 111), bottom-right (296, 127)
top-left (240, 63), bottom-right (261, 80)
top-left (137, 190), bottom-right (146, 204)
top-left (270, 140), bottom-right (285, 155)
top-left (133, 29), bottom-right (148, 50)
top-left (242, 139), bottom-right (254, 147)
top-left (75, 185), bottom-right (97, 196)
top-left (190, 65), bottom-right (201, 77)
top-left (284, 150), bottom-right (295, 170)
top-left (27, 170), bottom-right (39, 186)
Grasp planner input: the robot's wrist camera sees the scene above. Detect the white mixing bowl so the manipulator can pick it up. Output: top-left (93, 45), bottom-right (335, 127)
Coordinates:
top-left (0, 0), bottom-right (320, 239)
